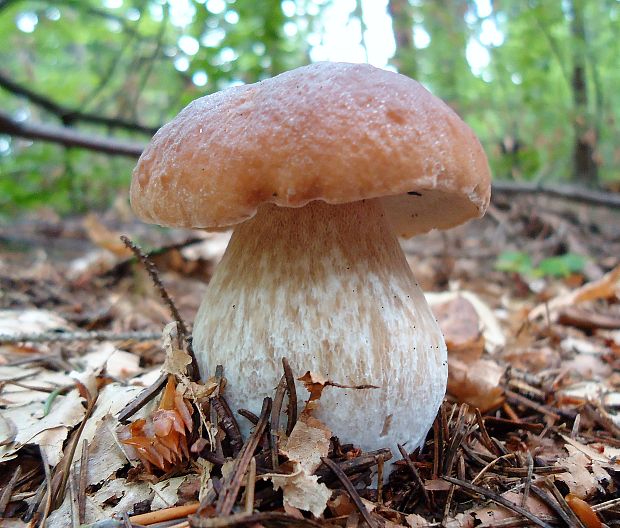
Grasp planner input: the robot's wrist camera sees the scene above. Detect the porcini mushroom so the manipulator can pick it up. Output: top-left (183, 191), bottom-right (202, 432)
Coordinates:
top-left (130, 62), bottom-right (491, 454)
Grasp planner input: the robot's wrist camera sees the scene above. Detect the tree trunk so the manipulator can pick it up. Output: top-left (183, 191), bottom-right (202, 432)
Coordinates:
top-left (569, 0), bottom-right (598, 186)
top-left (388, 0), bottom-right (417, 78)
top-left (422, 0), bottom-right (469, 112)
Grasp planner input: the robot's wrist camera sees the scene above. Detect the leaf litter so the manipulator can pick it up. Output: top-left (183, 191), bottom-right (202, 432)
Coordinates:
top-left (0, 206), bottom-right (619, 527)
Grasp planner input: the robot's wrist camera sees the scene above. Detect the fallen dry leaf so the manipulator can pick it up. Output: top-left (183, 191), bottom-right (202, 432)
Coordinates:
top-left (447, 357), bottom-right (505, 411)
top-left (555, 449), bottom-right (601, 499)
top-left (80, 343), bottom-right (142, 380)
top-left (0, 367), bottom-right (75, 407)
top-left (75, 381), bottom-right (151, 460)
top-left (560, 435), bottom-right (612, 464)
top-left (263, 408), bottom-right (332, 517)
top-left (270, 466), bottom-right (331, 517)
top-left (151, 475), bottom-right (189, 509)
top-left (0, 389), bottom-right (85, 466)
top-left (297, 371), bottom-right (329, 402)
top-left (162, 322), bottom-right (192, 377)
top-left (328, 490), bottom-right (356, 517)
top-left (0, 309), bottom-right (70, 336)
top-left (469, 490), bottom-right (554, 526)
top-left (432, 295), bottom-right (485, 360)
top-left (427, 290), bottom-right (506, 353)
top-left (83, 213), bottom-right (133, 258)
top-left (281, 414), bottom-right (331, 473)
top-left (530, 264), bottom-right (620, 322)
top-left (84, 413), bottom-right (130, 486)
top-left (406, 513), bottom-right (435, 527)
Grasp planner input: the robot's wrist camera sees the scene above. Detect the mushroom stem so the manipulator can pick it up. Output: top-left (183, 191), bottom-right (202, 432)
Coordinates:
top-left (193, 199), bottom-right (447, 452)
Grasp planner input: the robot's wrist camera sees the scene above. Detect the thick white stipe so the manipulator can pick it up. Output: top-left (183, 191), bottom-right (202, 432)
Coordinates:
top-left (193, 199), bottom-right (447, 454)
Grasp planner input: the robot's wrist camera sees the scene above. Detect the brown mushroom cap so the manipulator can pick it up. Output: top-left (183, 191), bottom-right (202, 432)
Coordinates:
top-left (130, 62), bottom-right (491, 237)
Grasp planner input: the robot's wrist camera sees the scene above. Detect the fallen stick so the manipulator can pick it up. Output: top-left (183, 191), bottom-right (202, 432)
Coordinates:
top-left (0, 330), bottom-right (161, 343)
top-left (129, 502), bottom-right (199, 525)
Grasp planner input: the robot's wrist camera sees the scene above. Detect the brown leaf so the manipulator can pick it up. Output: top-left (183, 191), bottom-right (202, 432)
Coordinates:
top-left (270, 468), bottom-right (331, 517)
top-left (470, 490), bottom-right (553, 526)
top-left (328, 491), bottom-right (356, 517)
top-left (427, 291), bottom-right (505, 354)
top-left (530, 264), bottom-right (620, 322)
top-left (162, 322), bottom-right (192, 377)
top-left (447, 357), bottom-right (505, 412)
top-left (263, 413), bottom-right (332, 517)
top-left (297, 371), bottom-right (329, 402)
top-left (433, 296), bottom-right (485, 360)
top-left (82, 213), bottom-right (133, 258)
top-left (282, 414), bottom-right (331, 473)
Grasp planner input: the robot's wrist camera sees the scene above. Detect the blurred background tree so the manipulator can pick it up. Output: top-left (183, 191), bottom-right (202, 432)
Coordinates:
top-left (0, 0), bottom-right (618, 217)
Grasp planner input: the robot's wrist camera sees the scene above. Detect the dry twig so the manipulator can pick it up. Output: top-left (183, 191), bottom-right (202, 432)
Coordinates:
top-left (320, 457), bottom-right (377, 528)
top-left (442, 476), bottom-right (554, 528)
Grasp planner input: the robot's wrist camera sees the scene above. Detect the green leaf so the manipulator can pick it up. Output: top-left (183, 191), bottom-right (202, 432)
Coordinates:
top-left (494, 251), bottom-right (533, 275)
top-left (536, 253), bottom-right (587, 278)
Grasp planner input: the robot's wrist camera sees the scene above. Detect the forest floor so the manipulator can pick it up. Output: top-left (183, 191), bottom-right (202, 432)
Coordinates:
top-left (0, 190), bottom-right (619, 527)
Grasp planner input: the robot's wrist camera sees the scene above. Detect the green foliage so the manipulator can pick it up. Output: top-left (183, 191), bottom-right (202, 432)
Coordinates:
top-left (494, 250), bottom-right (533, 276)
top-left (0, 0), bottom-right (619, 215)
top-left (536, 253), bottom-right (587, 278)
top-left (495, 250), bottom-right (587, 278)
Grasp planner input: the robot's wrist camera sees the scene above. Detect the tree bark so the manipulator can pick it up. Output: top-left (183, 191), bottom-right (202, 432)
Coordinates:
top-left (569, 0), bottom-right (598, 186)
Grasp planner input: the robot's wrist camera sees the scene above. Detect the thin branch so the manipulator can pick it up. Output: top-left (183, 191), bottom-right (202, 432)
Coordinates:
top-left (282, 357), bottom-right (298, 436)
top-left (117, 373), bottom-right (168, 423)
top-left (442, 476), bottom-right (554, 528)
top-left (120, 236), bottom-right (188, 338)
top-left (120, 235), bottom-right (200, 380)
top-left (493, 180), bottom-right (620, 208)
top-left (397, 444), bottom-right (431, 510)
top-left (315, 448), bottom-right (392, 481)
top-left (0, 466), bottom-right (22, 517)
top-left (0, 111), bottom-right (145, 157)
top-left (0, 329), bottom-right (160, 343)
top-left (215, 398), bottom-right (272, 516)
top-left (320, 457), bottom-right (377, 528)
top-left (0, 70), bottom-right (158, 134)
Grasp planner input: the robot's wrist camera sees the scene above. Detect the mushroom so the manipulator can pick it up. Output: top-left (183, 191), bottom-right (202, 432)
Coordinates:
top-left (130, 62), bottom-right (491, 454)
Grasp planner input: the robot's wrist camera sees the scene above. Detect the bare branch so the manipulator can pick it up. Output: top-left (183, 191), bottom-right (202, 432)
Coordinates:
top-left (0, 111), bottom-right (145, 158)
top-left (492, 180), bottom-right (620, 208)
top-left (0, 70), bottom-right (158, 135)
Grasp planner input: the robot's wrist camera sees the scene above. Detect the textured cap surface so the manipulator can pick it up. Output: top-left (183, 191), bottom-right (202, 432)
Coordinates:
top-left (131, 62), bottom-right (491, 236)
